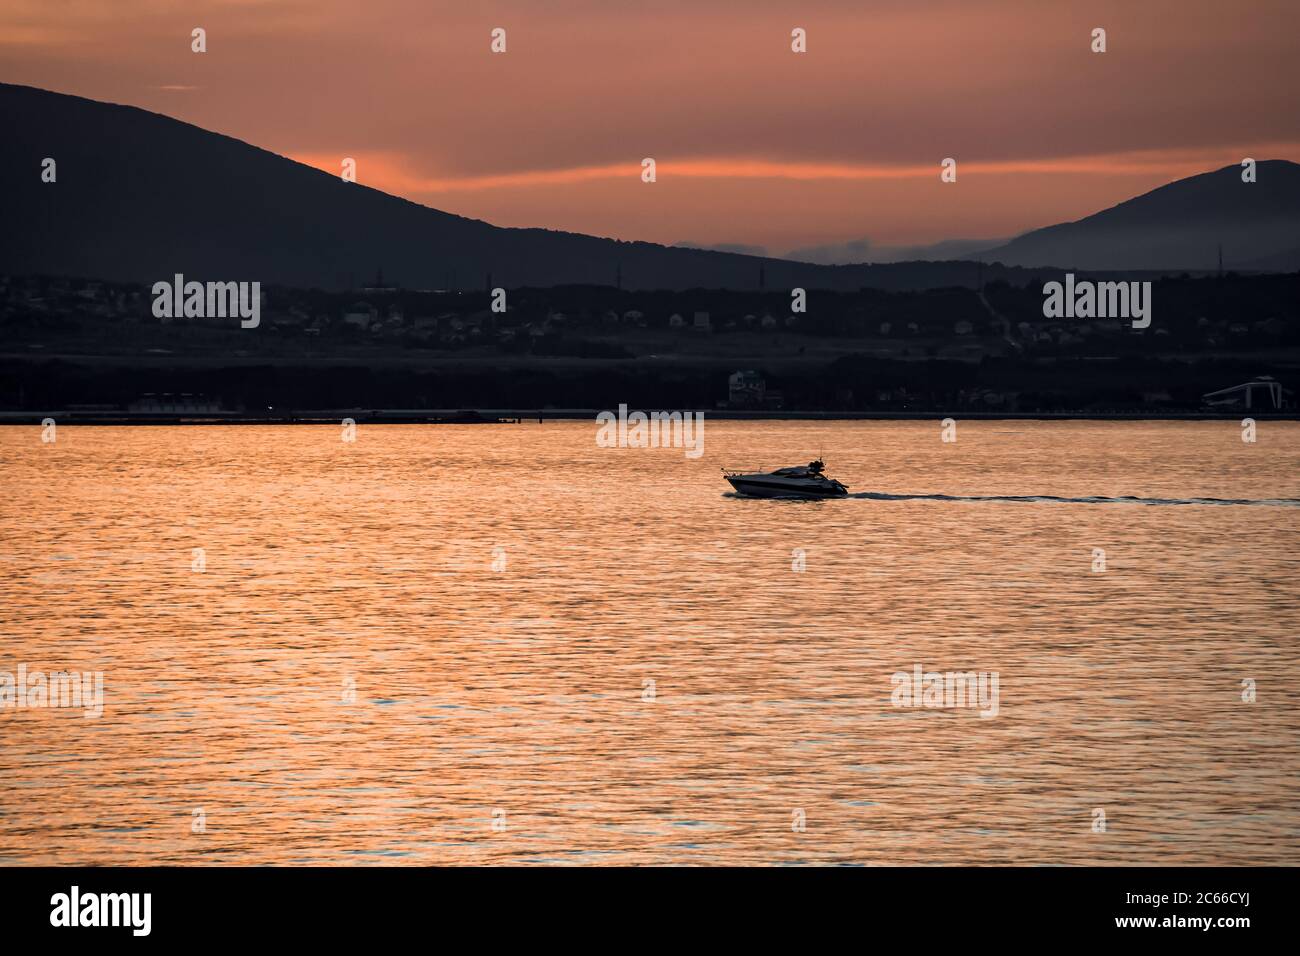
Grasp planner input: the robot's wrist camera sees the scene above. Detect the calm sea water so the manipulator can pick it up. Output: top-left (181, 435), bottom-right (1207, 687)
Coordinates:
top-left (2, 420), bottom-right (1298, 865)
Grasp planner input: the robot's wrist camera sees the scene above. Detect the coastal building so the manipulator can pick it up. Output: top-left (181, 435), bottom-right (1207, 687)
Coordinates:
top-left (728, 370), bottom-right (766, 407)
top-left (129, 392), bottom-right (222, 414)
top-left (342, 302), bottom-right (377, 329)
top-left (1202, 376), bottom-right (1291, 410)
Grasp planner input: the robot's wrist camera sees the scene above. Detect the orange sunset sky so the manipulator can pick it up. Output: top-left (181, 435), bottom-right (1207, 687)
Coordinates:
top-left (3, 0), bottom-right (1298, 260)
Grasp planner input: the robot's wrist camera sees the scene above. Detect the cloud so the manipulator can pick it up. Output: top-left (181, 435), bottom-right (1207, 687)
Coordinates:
top-left (290, 148), bottom-right (1300, 194)
top-left (784, 238), bottom-right (873, 265)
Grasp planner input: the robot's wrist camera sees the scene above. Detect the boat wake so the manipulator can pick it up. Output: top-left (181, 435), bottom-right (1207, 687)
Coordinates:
top-left (723, 491), bottom-right (1300, 507)
top-left (849, 492), bottom-right (1300, 507)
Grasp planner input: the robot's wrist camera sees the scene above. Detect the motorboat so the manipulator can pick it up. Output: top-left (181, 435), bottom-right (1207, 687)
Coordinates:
top-left (723, 459), bottom-right (849, 498)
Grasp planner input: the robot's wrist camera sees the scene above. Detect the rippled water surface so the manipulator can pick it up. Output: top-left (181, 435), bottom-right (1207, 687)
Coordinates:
top-left (2, 421), bottom-right (1298, 865)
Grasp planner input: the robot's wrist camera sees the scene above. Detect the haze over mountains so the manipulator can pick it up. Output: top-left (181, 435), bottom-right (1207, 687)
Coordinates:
top-left (3, 83), bottom-right (1298, 291)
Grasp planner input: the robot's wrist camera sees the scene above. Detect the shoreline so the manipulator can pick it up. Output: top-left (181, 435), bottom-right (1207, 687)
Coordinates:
top-left (2, 409), bottom-right (1296, 425)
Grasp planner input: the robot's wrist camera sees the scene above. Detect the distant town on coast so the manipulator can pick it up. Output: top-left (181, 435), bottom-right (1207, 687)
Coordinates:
top-left (1, 268), bottom-right (1295, 419)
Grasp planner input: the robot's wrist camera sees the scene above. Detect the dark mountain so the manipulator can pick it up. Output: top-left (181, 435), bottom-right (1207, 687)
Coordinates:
top-left (979, 161), bottom-right (1300, 271)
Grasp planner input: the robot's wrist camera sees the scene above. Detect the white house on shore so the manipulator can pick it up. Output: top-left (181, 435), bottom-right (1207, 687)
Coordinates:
top-left (342, 302), bottom-right (377, 329)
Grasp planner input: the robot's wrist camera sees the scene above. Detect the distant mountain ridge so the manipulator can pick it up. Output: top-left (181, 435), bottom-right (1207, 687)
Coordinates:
top-left (2, 83), bottom-right (1297, 290)
top-left (978, 160), bottom-right (1300, 271)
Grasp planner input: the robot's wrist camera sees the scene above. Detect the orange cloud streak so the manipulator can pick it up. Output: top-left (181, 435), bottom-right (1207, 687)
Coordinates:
top-left (291, 145), bottom-right (1300, 196)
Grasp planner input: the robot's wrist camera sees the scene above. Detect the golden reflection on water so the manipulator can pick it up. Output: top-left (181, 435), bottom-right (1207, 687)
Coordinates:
top-left (1, 421), bottom-right (1298, 864)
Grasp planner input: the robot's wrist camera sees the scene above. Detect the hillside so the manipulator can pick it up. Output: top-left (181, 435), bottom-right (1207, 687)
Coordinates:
top-left (980, 161), bottom-right (1300, 270)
